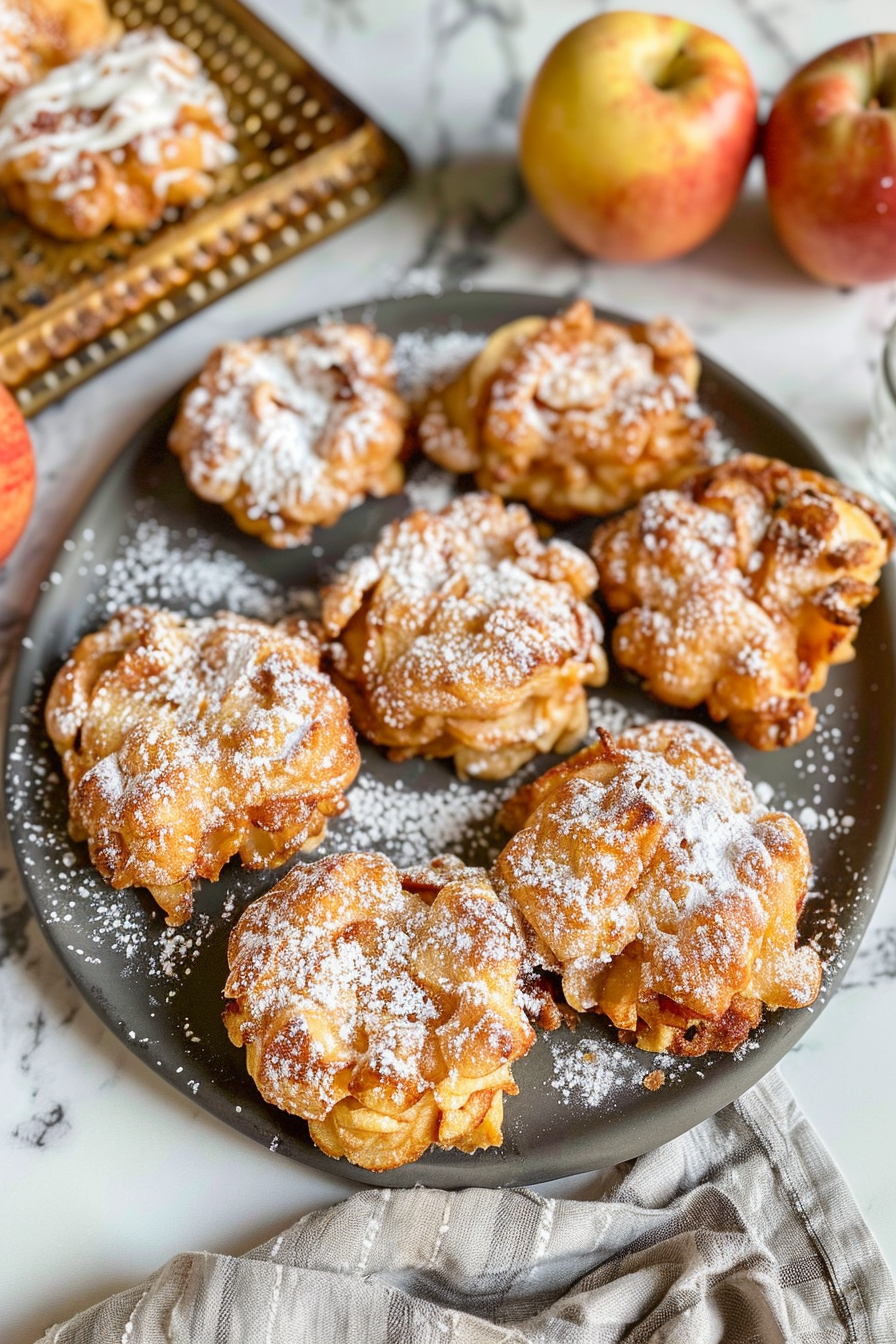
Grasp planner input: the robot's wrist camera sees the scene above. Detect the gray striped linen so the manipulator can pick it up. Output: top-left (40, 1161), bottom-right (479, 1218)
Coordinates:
top-left (39, 1071), bottom-right (895, 1344)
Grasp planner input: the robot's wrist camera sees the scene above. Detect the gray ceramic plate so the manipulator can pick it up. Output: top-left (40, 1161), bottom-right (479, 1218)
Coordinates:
top-left (6, 291), bottom-right (896, 1188)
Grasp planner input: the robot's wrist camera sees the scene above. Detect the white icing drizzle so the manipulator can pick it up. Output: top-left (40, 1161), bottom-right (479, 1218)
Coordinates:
top-left (0, 28), bottom-right (235, 184)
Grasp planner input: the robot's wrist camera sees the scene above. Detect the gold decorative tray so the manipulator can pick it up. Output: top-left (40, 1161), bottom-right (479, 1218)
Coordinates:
top-left (0, 0), bottom-right (409, 416)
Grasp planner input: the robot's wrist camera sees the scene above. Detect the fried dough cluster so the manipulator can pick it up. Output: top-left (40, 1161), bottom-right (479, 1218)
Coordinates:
top-left (0, 0), bottom-right (117, 103)
top-left (419, 300), bottom-right (714, 519)
top-left (496, 720), bottom-right (822, 1056)
top-left (224, 851), bottom-right (535, 1171)
top-left (45, 606), bottom-right (360, 925)
top-left (322, 492), bottom-right (608, 779)
top-left (591, 455), bottom-right (894, 750)
top-left (0, 28), bottom-right (236, 239)
top-left (169, 325), bottom-right (409, 548)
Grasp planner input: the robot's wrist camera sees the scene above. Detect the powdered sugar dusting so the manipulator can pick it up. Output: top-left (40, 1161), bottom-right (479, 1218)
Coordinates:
top-left (170, 325), bottom-right (406, 542)
top-left (550, 1035), bottom-right (628, 1107)
top-left (224, 853), bottom-right (531, 1123)
top-left (323, 493), bottom-right (607, 775)
top-left (393, 328), bottom-right (485, 406)
top-left (44, 604), bottom-right (360, 926)
top-left (91, 513), bottom-right (318, 621)
top-left (586, 694), bottom-right (647, 741)
top-left (403, 460), bottom-right (459, 513)
top-left (322, 771), bottom-right (519, 871)
top-left (498, 721), bottom-right (823, 1019)
top-left (592, 458), bottom-right (891, 754)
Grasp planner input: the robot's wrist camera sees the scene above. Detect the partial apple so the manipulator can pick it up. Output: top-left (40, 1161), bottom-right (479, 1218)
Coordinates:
top-left (764, 34), bottom-right (896, 286)
top-left (519, 11), bottom-right (758, 264)
top-left (0, 385), bottom-right (35, 565)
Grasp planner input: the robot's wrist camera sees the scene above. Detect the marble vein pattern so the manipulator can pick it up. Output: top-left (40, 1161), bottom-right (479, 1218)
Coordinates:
top-left (2, 1), bottom-right (896, 1341)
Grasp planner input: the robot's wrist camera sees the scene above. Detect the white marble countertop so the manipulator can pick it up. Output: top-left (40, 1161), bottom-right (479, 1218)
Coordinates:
top-left (3, 1), bottom-right (896, 1340)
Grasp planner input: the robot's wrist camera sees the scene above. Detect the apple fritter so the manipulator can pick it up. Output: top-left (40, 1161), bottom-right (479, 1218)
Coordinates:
top-left (223, 851), bottom-right (535, 1171)
top-left (45, 606), bottom-right (361, 925)
top-left (321, 491), bottom-right (608, 780)
top-left (495, 720), bottom-right (822, 1055)
top-left (591, 454), bottom-right (894, 750)
top-left (418, 299), bottom-right (714, 519)
top-left (0, 0), bottom-right (118, 103)
top-left (0, 28), bottom-right (236, 239)
top-left (169, 324), bottom-right (409, 549)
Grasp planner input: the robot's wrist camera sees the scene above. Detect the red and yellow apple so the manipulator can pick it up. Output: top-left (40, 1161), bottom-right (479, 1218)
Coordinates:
top-left (519, 11), bottom-right (758, 263)
top-left (764, 34), bottom-right (896, 286)
top-left (0, 384), bottom-right (35, 565)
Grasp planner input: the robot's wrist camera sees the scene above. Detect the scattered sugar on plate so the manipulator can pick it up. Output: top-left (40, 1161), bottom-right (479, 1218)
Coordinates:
top-left (549, 1035), bottom-right (632, 1107)
top-left (321, 768), bottom-right (519, 871)
top-left (93, 513), bottom-right (318, 622)
top-left (704, 422), bottom-right (734, 463)
top-left (586, 694), bottom-right (647, 741)
top-left (393, 328), bottom-right (485, 406)
top-left (403, 460), bottom-right (460, 513)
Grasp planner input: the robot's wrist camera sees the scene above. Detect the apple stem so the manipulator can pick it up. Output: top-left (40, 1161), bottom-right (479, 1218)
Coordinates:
top-left (867, 34), bottom-right (894, 111)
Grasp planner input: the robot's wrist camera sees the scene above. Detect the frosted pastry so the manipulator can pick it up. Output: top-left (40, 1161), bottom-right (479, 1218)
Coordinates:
top-left (322, 491), bottom-right (608, 779)
top-left (224, 851), bottom-right (535, 1171)
top-left (419, 299), bottom-right (714, 519)
top-left (591, 454), bottom-right (894, 750)
top-left (496, 720), bottom-right (822, 1055)
top-left (169, 325), bottom-right (409, 548)
top-left (45, 606), bottom-right (361, 925)
top-left (0, 0), bottom-right (117, 103)
top-left (0, 28), bottom-right (236, 238)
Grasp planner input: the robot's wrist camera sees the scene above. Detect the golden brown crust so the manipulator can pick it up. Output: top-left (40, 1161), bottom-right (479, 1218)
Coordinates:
top-left (223, 852), bottom-right (535, 1171)
top-left (591, 454), bottom-right (894, 751)
top-left (321, 492), bottom-right (608, 779)
top-left (419, 300), bottom-right (714, 519)
top-left (45, 606), bottom-right (360, 924)
top-left (495, 720), bottom-right (822, 1056)
top-left (169, 326), bottom-right (409, 549)
top-left (621, 991), bottom-right (763, 1057)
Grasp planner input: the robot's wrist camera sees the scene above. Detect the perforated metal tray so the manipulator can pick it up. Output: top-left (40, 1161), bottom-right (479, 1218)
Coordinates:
top-left (0, 0), bottom-right (408, 415)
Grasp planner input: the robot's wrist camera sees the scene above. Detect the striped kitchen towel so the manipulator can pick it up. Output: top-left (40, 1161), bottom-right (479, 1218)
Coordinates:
top-left (39, 1070), bottom-right (895, 1343)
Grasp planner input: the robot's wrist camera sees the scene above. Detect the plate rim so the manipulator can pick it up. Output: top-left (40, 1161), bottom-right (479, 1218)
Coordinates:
top-left (6, 286), bottom-right (896, 1188)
